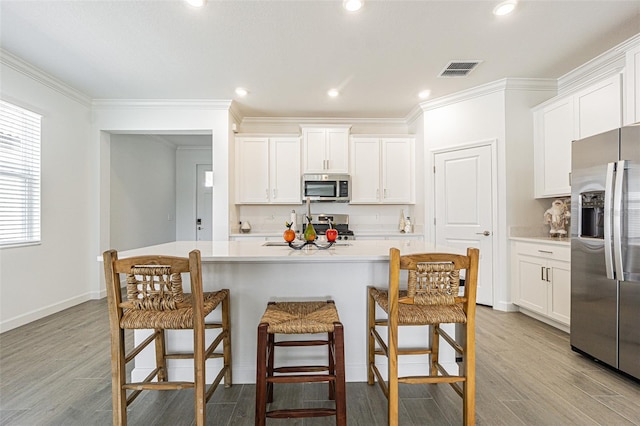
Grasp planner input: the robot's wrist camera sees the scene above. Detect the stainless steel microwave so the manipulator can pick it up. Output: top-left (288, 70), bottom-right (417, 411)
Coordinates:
top-left (302, 174), bottom-right (350, 202)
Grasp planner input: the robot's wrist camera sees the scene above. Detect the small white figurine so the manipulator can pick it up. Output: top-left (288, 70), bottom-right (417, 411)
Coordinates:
top-left (544, 199), bottom-right (571, 237)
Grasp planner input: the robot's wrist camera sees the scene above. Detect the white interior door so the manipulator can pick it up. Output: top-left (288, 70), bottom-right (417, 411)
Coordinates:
top-left (196, 164), bottom-right (213, 241)
top-left (434, 144), bottom-right (494, 306)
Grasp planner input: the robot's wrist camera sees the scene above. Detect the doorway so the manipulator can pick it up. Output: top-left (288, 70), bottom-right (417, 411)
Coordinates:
top-left (433, 141), bottom-right (496, 306)
top-left (196, 164), bottom-right (213, 241)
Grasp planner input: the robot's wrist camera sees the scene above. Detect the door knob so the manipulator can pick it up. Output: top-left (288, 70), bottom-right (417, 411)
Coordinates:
top-left (476, 231), bottom-right (491, 236)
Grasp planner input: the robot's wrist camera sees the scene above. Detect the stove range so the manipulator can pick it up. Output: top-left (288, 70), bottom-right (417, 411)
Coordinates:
top-left (303, 213), bottom-right (355, 240)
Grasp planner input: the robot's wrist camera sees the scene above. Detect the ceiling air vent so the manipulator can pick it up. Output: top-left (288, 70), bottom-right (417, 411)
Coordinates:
top-left (439, 60), bottom-right (482, 77)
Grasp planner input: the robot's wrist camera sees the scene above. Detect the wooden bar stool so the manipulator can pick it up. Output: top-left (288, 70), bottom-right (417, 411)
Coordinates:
top-left (103, 249), bottom-right (232, 426)
top-left (255, 300), bottom-right (346, 426)
top-left (367, 247), bottom-right (479, 426)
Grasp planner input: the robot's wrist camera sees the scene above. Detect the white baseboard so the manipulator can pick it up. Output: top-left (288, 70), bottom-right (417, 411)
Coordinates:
top-left (0, 293), bottom-right (91, 333)
top-left (493, 301), bottom-right (519, 312)
top-left (517, 307), bottom-right (570, 333)
top-left (89, 288), bottom-right (106, 299)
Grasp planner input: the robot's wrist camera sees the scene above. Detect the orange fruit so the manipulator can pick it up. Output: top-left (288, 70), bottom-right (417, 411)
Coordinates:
top-left (283, 229), bottom-right (296, 242)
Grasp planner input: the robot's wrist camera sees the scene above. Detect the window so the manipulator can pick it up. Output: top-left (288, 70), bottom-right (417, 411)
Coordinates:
top-left (0, 100), bottom-right (41, 247)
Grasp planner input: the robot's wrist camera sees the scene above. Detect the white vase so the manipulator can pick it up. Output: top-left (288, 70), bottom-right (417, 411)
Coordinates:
top-left (240, 221), bottom-right (251, 233)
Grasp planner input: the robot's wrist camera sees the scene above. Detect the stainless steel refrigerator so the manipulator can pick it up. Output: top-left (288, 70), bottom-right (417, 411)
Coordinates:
top-left (570, 125), bottom-right (640, 381)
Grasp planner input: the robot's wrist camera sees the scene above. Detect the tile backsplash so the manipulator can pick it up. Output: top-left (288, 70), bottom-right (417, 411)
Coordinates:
top-left (234, 204), bottom-right (416, 234)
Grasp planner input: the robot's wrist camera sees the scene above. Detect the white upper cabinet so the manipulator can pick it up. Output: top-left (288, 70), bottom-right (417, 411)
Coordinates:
top-left (236, 136), bottom-right (301, 204)
top-left (533, 73), bottom-right (622, 198)
top-left (350, 138), bottom-right (380, 203)
top-left (301, 126), bottom-right (350, 173)
top-left (574, 74), bottom-right (622, 139)
top-left (350, 137), bottom-right (414, 204)
top-left (624, 43), bottom-right (640, 125)
top-left (236, 137), bottom-right (270, 203)
top-left (270, 137), bottom-right (302, 203)
top-left (381, 138), bottom-right (414, 203)
top-left (534, 97), bottom-right (574, 198)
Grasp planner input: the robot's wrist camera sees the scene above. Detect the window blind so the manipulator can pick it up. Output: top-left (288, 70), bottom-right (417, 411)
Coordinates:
top-left (0, 100), bottom-right (41, 247)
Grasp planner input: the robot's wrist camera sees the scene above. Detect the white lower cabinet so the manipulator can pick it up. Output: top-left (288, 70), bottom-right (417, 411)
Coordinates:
top-left (511, 240), bottom-right (571, 328)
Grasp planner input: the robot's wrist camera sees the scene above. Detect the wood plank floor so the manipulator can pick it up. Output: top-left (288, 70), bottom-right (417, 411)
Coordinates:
top-left (1, 299), bottom-right (639, 425)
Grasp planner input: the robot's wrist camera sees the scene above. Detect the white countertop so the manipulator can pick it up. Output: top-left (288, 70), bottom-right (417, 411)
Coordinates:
top-left (509, 236), bottom-right (571, 246)
top-left (110, 239), bottom-right (459, 263)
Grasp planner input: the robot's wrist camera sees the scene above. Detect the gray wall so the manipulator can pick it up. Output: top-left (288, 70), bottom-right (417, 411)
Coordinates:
top-left (110, 135), bottom-right (177, 251)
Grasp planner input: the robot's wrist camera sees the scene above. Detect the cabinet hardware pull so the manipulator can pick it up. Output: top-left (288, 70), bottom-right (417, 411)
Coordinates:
top-left (538, 250), bottom-right (553, 254)
top-left (541, 266), bottom-right (545, 281)
top-left (384, 188), bottom-right (388, 198)
top-left (546, 267), bottom-right (551, 282)
top-left (475, 231), bottom-right (491, 236)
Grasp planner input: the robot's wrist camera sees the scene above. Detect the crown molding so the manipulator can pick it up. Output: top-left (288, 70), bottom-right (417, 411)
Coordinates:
top-left (614, 32), bottom-right (640, 53)
top-left (240, 116), bottom-right (406, 127)
top-left (556, 32), bottom-right (640, 95)
top-left (416, 78), bottom-right (556, 114)
top-left (229, 101), bottom-right (243, 125)
top-left (91, 99), bottom-right (232, 110)
top-left (557, 48), bottom-right (625, 95)
top-left (405, 104), bottom-right (424, 128)
top-left (0, 49), bottom-right (92, 107)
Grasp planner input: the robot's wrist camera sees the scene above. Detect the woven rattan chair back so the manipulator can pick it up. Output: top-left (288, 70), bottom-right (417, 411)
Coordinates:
top-left (126, 265), bottom-right (185, 310)
top-left (407, 261), bottom-right (460, 306)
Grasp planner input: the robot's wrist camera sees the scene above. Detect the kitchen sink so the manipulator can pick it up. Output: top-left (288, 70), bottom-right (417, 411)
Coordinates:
top-left (262, 241), bottom-right (351, 247)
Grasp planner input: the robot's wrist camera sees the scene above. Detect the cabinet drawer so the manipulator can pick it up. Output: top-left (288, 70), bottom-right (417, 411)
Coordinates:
top-left (514, 241), bottom-right (570, 262)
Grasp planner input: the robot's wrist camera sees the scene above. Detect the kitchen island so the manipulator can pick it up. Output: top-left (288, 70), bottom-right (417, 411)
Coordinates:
top-left (111, 240), bottom-right (462, 383)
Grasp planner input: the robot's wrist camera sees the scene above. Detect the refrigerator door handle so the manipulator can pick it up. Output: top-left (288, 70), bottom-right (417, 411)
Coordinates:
top-left (613, 160), bottom-right (626, 281)
top-left (604, 162), bottom-right (615, 279)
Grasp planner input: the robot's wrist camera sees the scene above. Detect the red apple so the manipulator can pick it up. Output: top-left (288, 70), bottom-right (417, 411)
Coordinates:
top-left (325, 228), bottom-right (338, 242)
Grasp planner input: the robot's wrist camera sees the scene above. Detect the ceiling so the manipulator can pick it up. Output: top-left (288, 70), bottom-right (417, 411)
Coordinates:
top-left (1, 0), bottom-right (639, 120)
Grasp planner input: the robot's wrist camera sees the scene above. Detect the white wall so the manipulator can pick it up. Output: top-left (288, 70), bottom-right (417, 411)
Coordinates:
top-left (92, 102), bottom-right (231, 298)
top-left (408, 113), bottom-right (426, 238)
top-left (504, 87), bottom-right (558, 229)
top-left (420, 79), bottom-right (556, 311)
top-left (0, 60), bottom-right (93, 332)
top-left (176, 146), bottom-right (213, 240)
top-left (110, 135), bottom-right (177, 251)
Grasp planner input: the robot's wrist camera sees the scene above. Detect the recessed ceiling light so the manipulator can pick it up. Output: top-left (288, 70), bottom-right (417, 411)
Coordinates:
top-left (418, 90), bottom-right (431, 100)
top-left (328, 89), bottom-right (340, 98)
top-left (235, 87), bottom-right (248, 97)
top-left (343, 0), bottom-right (363, 12)
top-left (493, 0), bottom-right (517, 16)
top-left (185, 0), bottom-right (206, 7)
